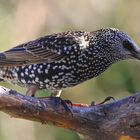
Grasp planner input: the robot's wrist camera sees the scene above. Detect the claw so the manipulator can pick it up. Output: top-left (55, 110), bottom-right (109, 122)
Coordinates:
top-left (59, 98), bottom-right (73, 115)
top-left (98, 96), bottom-right (115, 105)
top-left (49, 97), bottom-right (73, 115)
top-left (90, 96), bottom-right (115, 106)
top-left (63, 99), bottom-right (73, 107)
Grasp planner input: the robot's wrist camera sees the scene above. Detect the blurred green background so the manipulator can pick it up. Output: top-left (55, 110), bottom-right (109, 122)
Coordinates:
top-left (0, 0), bottom-right (140, 140)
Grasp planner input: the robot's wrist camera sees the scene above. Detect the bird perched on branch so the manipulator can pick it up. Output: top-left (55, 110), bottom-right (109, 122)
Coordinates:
top-left (0, 28), bottom-right (139, 98)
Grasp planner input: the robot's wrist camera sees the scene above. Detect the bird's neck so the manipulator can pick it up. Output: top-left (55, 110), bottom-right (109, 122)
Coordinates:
top-left (76, 49), bottom-right (115, 81)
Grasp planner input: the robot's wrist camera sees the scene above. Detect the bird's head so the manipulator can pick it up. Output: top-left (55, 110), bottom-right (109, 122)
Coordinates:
top-left (95, 28), bottom-right (140, 62)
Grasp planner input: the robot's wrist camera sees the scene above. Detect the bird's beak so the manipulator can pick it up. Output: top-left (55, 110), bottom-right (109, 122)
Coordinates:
top-left (132, 51), bottom-right (140, 60)
top-left (131, 43), bottom-right (140, 60)
top-left (133, 52), bottom-right (140, 60)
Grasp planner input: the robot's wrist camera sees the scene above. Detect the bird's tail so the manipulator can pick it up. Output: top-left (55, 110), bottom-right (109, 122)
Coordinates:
top-left (0, 52), bottom-right (28, 67)
top-left (0, 45), bottom-right (47, 67)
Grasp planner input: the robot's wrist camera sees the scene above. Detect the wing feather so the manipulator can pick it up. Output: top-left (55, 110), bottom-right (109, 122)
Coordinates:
top-left (0, 31), bottom-right (88, 66)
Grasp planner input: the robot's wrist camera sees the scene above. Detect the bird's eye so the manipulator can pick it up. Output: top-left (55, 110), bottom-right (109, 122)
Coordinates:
top-left (123, 40), bottom-right (134, 51)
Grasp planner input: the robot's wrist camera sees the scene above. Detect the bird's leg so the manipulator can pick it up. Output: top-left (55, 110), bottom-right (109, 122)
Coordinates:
top-left (51, 90), bottom-right (62, 97)
top-left (26, 84), bottom-right (39, 97)
top-left (50, 90), bottom-right (89, 107)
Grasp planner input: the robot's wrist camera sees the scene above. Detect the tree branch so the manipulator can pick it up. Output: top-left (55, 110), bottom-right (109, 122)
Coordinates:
top-left (0, 86), bottom-right (140, 140)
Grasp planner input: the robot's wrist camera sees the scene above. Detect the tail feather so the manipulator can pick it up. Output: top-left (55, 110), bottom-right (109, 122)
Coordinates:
top-left (0, 53), bottom-right (6, 59)
top-left (0, 52), bottom-right (28, 67)
top-left (0, 52), bottom-right (55, 67)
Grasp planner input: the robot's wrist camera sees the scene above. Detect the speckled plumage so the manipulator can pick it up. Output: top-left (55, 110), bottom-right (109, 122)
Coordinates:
top-left (0, 28), bottom-right (140, 97)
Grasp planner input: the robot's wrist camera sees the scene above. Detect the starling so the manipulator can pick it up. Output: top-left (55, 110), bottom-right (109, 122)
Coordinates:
top-left (0, 28), bottom-right (140, 97)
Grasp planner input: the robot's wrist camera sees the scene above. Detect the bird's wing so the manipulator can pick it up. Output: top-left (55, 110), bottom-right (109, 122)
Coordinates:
top-left (0, 33), bottom-right (85, 66)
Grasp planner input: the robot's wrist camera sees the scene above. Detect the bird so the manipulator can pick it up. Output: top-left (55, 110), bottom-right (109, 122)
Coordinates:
top-left (0, 28), bottom-right (139, 99)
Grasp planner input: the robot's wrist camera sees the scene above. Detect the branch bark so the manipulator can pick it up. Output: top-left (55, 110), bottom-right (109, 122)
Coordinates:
top-left (0, 86), bottom-right (140, 140)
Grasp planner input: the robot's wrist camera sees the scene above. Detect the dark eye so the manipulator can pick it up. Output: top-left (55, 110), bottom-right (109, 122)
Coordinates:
top-left (123, 40), bottom-right (134, 51)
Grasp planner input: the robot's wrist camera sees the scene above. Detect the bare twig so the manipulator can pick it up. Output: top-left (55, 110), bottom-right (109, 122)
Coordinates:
top-left (0, 86), bottom-right (140, 140)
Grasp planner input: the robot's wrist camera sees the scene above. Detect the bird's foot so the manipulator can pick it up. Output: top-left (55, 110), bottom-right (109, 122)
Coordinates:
top-left (99, 96), bottom-right (115, 104)
top-left (49, 97), bottom-right (73, 115)
top-left (59, 99), bottom-right (89, 114)
top-left (60, 98), bottom-right (73, 114)
top-left (90, 96), bottom-right (115, 106)
top-left (36, 96), bottom-right (73, 115)
top-left (63, 99), bottom-right (73, 107)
